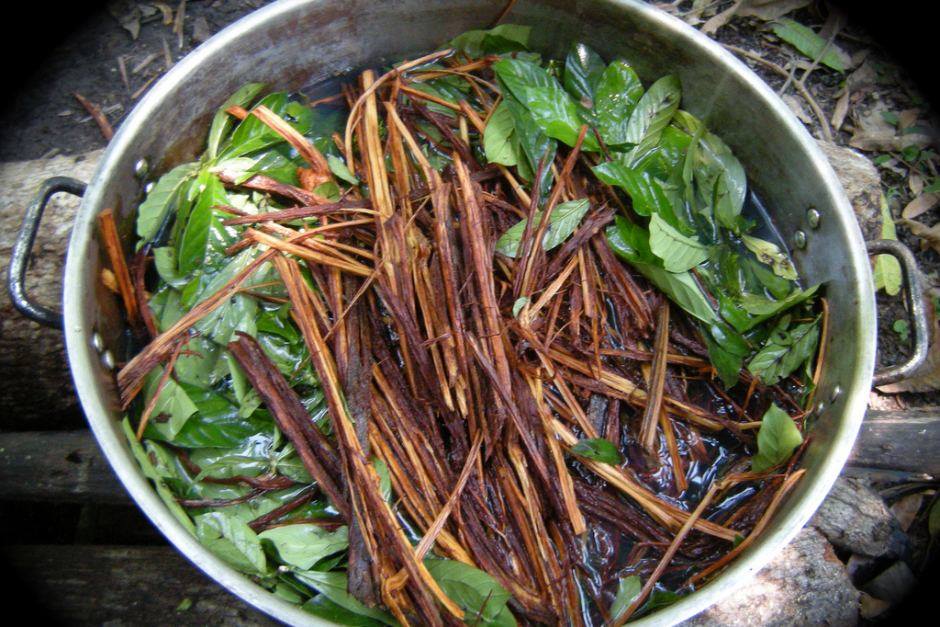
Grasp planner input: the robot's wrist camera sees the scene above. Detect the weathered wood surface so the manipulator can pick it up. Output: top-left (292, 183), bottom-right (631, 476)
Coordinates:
top-left (848, 409), bottom-right (940, 476)
top-left (1, 544), bottom-right (277, 626)
top-left (0, 150), bottom-right (102, 428)
top-left (3, 409), bottom-right (934, 504)
top-left (0, 430), bottom-right (126, 503)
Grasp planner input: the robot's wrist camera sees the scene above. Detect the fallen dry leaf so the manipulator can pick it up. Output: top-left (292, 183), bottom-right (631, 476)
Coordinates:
top-left (739, 0), bottom-right (811, 21)
top-left (908, 172), bottom-right (925, 196)
top-left (898, 218), bottom-right (940, 253)
top-left (889, 493), bottom-right (923, 533)
top-left (831, 90), bottom-right (850, 131)
top-left (901, 192), bottom-right (939, 219)
top-left (898, 108), bottom-right (920, 132)
top-left (701, 0), bottom-right (744, 34)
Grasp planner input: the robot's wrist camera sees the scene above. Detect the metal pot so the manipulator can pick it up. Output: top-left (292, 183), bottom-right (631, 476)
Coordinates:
top-left (7, 0), bottom-right (930, 624)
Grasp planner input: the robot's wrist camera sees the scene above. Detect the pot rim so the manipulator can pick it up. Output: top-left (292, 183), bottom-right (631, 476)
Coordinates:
top-left (63, 1), bottom-right (876, 625)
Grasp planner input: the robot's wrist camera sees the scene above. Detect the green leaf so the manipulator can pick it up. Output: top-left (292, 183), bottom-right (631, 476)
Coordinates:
top-left (512, 296), bottom-right (530, 318)
top-left (195, 511), bottom-right (268, 574)
top-left (502, 90), bottom-right (556, 196)
top-left (742, 235), bottom-right (797, 281)
top-left (425, 558), bottom-right (515, 626)
top-left (771, 19), bottom-right (848, 73)
top-left (258, 524), bottom-right (348, 570)
top-left (874, 194), bottom-right (902, 296)
top-left (136, 162), bottom-right (199, 244)
top-left (624, 75), bottom-right (681, 149)
top-left (156, 384), bottom-right (272, 448)
top-left (293, 570), bottom-right (396, 625)
top-left (892, 319), bottom-right (911, 342)
top-left (737, 284), bottom-right (819, 330)
top-left (483, 101), bottom-right (519, 166)
top-left (142, 367), bottom-right (199, 440)
top-left (373, 457), bottom-right (392, 503)
top-left (594, 60), bottom-right (644, 146)
top-left (607, 219), bottom-right (718, 324)
top-left (178, 174), bottom-right (228, 275)
top-left (302, 595), bottom-right (388, 626)
top-left (493, 58), bottom-right (599, 151)
top-left (207, 83), bottom-right (266, 159)
top-left (592, 159), bottom-right (679, 224)
top-left (611, 575), bottom-right (642, 622)
top-left (648, 213), bottom-right (709, 272)
top-left (570, 438), bottom-right (622, 464)
top-left (495, 198), bottom-right (590, 257)
top-left (122, 418), bottom-right (196, 534)
top-left (703, 329), bottom-right (745, 388)
top-left (153, 246), bottom-right (188, 289)
top-left (327, 154), bottom-right (359, 185)
top-left (747, 318), bottom-right (820, 386)
top-left (750, 403), bottom-right (803, 472)
top-left (563, 42), bottom-right (607, 105)
top-left (450, 24), bottom-right (531, 57)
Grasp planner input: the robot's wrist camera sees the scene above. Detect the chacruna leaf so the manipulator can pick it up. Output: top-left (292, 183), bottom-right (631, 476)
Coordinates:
top-left (750, 403), bottom-right (804, 472)
top-left (496, 198), bottom-right (590, 257)
top-left (648, 213), bottom-right (709, 273)
top-left (570, 438), bottom-right (622, 464)
top-left (742, 234), bottom-right (798, 281)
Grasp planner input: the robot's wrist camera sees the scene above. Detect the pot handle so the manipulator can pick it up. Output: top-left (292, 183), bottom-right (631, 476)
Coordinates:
top-left (867, 239), bottom-right (930, 386)
top-left (6, 176), bottom-right (87, 329)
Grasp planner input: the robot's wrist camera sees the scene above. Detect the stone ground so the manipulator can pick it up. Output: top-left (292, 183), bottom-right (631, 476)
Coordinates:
top-left (1, 0), bottom-right (937, 625)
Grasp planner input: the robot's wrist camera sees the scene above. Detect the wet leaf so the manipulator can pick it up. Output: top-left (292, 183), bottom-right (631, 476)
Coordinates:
top-left (570, 438), bottom-right (622, 464)
top-left (742, 235), bottom-right (798, 281)
top-left (259, 524), bottom-right (348, 570)
top-left (611, 575), bottom-right (642, 622)
top-left (484, 101), bottom-right (520, 166)
top-left (594, 60), bottom-right (644, 145)
top-left (624, 75), bottom-right (681, 151)
top-left (747, 317), bottom-right (820, 385)
top-left (495, 199), bottom-right (590, 257)
top-left (195, 511), bottom-right (268, 574)
top-left (450, 24), bottom-right (531, 57)
top-left (750, 403), bottom-right (803, 472)
top-left (648, 213), bottom-right (709, 272)
top-left (136, 162), bottom-right (199, 244)
top-left (563, 42), bottom-right (607, 105)
top-left (426, 559), bottom-right (516, 626)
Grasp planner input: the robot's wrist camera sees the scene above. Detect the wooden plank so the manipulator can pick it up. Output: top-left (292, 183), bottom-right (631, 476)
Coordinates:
top-left (1, 544), bottom-right (276, 626)
top-left (0, 430), bottom-right (128, 503)
top-left (848, 408), bottom-right (940, 476)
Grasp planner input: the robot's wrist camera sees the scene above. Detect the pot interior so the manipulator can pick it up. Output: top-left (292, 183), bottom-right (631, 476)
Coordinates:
top-left (64, 1), bottom-right (875, 624)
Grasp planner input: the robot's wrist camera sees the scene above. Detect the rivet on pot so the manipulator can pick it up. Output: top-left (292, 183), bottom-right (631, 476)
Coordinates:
top-left (144, 182), bottom-right (155, 194)
top-left (829, 385), bottom-right (842, 402)
top-left (101, 350), bottom-right (116, 370)
top-left (816, 400), bottom-right (826, 414)
top-left (794, 230), bottom-right (807, 249)
top-left (806, 208), bottom-right (821, 229)
top-left (134, 158), bottom-right (149, 179)
top-left (91, 332), bottom-right (104, 353)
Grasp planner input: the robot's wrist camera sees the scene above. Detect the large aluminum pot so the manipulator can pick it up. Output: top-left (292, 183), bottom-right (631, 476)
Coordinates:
top-left (7, 0), bottom-right (930, 624)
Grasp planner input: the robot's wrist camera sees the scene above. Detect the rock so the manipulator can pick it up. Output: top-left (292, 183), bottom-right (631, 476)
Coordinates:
top-left (683, 528), bottom-right (859, 626)
top-left (811, 477), bottom-right (907, 559)
top-left (817, 140), bottom-right (882, 238)
top-left (859, 592), bottom-right (891, 620)
top-left (0, 150), bottom-right (102, 427)
top-left (862, 561), bottom-right (917, 605)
